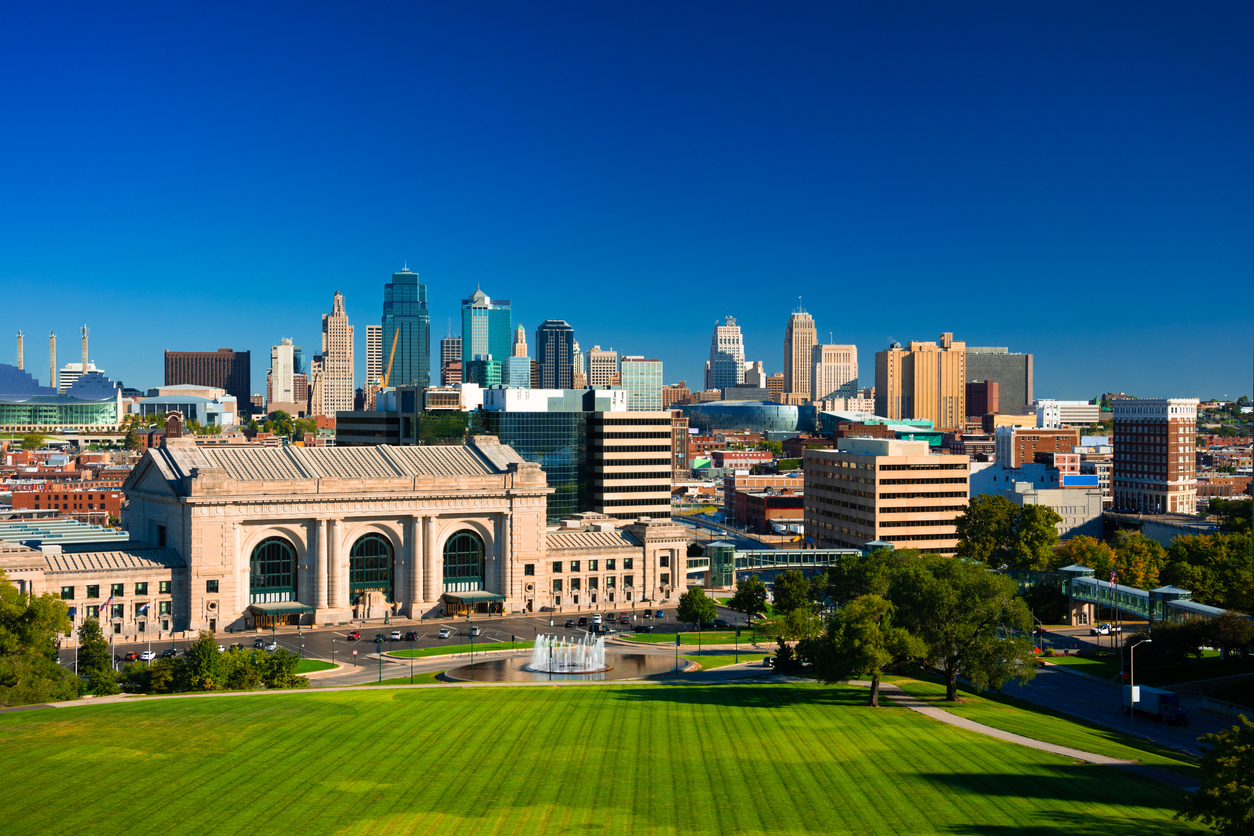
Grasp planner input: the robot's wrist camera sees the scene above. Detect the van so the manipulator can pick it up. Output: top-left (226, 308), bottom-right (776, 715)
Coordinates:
top-left (592, 614), bottom-right (603, 624)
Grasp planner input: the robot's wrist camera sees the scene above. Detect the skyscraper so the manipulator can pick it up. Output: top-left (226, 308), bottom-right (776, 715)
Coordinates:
top-left (165, 348), bottom-right (251, 406)
top-left (874, 332), bottom-right (966, 429)
top-left (783, 308), bottom-right (817, 400)
top-left (587, 346), bottom-right (618, 388)
top-left (512, 325), bottom-right (527, 357)
top-left (621, 356), bottom-right (663, 411)
top-left (317, 291), bottom-right (355, 417)
top-left (366, 325), bottom-right (382, 384)
top-left (571, 340), bottom-right (587, 388)
top-left (965, 347), bottom-right (1034, 414)
top-left (269, 338), bottom-right (295, 404)
top-left (811, 344), bottom-right (858, 401)
top-left (440, 334), bottom-right (462, 387)
top-left (381, 268), bottom-right (430, 390)
top-left (1112, 398), bottom-right (1199, 514)
top-left (536, 320), bottom-right (575, 389)
top-left (461, 289), bottom-right (512, 364)
top-left (704, 317), bottom-right (745, 391)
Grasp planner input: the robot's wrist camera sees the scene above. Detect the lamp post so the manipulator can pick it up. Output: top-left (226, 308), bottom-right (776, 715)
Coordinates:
top-left (1129, 638), bottom-right (1152, 733)
top-left (376, 637), bottom-right (382, 683)
top-left (410, 639), bottom-right (414, 684)
top-left (331, 637), bottom-right (335, 668)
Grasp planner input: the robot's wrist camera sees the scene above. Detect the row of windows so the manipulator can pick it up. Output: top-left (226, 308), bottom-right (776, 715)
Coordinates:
top-left (600, 497), bottom-right (674, 507)
top-left (77, 601), bottom-right (173, 619)
top-left (879, 533), bottom-right (959, 542)
top-left (593, 461), bottom-right (672, 470)
top-left (591, 484), bottom-right (671, 494)
top-left (30, 492), bottom-right (117, 500)
top-left (594, 418), bottom-right (672, 426)
top-left (879, 519), bottom-right (955, 528)
top-left (878, 491), bottom-right (968, 500)
top-left (878, 463), bottom-right (967, 472)
top-left (589, 431), bottom-right (671, 440)
top-left (552, 576), bottom-right (636, 592)
top-left (879, 505), bottom-right (967, 514)
top-left (588, 445), bottom-right (670, 453)
top-left (61, 581), bottom-right (171, 600)
top-left (879, 477), bottom-right (968, 486)
top-left (551, 558), bottom-right (636, 573)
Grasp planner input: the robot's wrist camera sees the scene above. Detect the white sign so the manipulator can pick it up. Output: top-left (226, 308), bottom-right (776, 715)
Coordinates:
top-left (1130, 685), bottom-right (1140, 704)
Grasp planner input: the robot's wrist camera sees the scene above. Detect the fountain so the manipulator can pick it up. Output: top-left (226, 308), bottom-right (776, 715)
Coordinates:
top-left (528, 634), bottom-right (609, 673)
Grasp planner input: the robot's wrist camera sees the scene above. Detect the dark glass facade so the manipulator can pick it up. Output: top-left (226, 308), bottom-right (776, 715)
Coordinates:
top-left (382, 270), bottom-right (431, 389)
top-left (480, 411), bottom-right (587, 523)
top-left (535, 320), bottom-right (574, 389)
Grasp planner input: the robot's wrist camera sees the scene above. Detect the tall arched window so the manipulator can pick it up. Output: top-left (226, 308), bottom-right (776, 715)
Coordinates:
top-left (250, 536), bottom-right (297, 603)
top-left (443, 530), bottom-right (485, 592)
top-left (350, 533), bottom-right (394, 603)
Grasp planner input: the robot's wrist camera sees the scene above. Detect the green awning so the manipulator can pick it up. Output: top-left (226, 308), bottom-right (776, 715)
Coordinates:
top-left (248, 602), bottom-right (315, 616)
top-left (441, 591), bottom-right (506, 603)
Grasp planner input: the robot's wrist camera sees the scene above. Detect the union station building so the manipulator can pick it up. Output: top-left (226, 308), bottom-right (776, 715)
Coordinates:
top-left (49, 433), bottom-right (688, 634)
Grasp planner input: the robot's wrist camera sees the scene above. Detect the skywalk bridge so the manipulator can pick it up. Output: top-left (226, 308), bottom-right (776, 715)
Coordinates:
top-left (1003, 564), bottom-right (1233, 625)
top-left (689, 542), bottom-right (865, 587)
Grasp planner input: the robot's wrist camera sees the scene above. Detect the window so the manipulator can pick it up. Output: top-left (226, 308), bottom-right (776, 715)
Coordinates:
top-left (606, 576), bottom-right (616, 588)
top-left (570, 560), bottom-right (581, 572)
top-left (110, 604), bottom-right (124, 620)
top-left (87, 605), bottom-right (100, 620)
top-left (588, 560), bottom-right (598, 571)
top-left (660, 573), bottom-right (670, 587)
top-left (206, 579), bottom-right (219, 594)
top-left (134, 602), bottom-right (147, 618)
top-left (156, 525), bottom-right (166, 547)
top-left (134, 582), bottom-right (148, 596)
top-left (110, 583), bottom-right (124, 597)
top-left (552, 579), bottom-right (562, 592)
top-left (60, 586), bottom-right (74, 600)
top-left (624, 576), bottom-right (634, 588)
top-left (659, 554), bottom-right (670, 568)
top-left (624, 558), bottom-right (633, 570)
top-left (589, 577), bottom-right (598, 590)
top-left (350, 534), bottom-right (394, 602)
top-left (606, 559), bottom-right (616, 570)
top-left (552, 561), bottom-right (562, 573)
top-left (571, 578), bottom-right (582, 591)
top-left (159, 581), bottom-right (171, 594)
top-left (159, 601), bottom-right (171, 615)
top-left (86, 585), bottom-right (99, 599)
top-left (443, 531), bottom-right (485, 592)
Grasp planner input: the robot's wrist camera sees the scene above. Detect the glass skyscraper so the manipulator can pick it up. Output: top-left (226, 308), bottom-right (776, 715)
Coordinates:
top-left (381, 268), bottom-right (431, 390)
top-left (461, 289), bottom-right (512, 363)
top-left (478, 411), bottom-right (588, 523)
top-left (535, 320), bottom-right (575, 389)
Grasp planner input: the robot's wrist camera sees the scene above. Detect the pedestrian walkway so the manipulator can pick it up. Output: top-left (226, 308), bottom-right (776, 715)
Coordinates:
top-left (856, 681), bottom-right (1198, 791)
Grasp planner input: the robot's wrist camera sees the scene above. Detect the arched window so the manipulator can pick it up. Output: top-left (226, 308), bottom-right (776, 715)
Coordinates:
top-left (443, 530), bottom-right (485, 592)
top-left (250, 536), bottom-right (297, 603)
top-left (350, 533), bottom-right (394, 603)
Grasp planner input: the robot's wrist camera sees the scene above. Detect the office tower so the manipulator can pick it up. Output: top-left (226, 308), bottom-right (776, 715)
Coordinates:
top-left (366, 325), bottom-right (382, 384)
top-left (312, 291), bottom-right (355, 418)
top-left (268, 339), bottom-right (295, 405)
top-left (874, 332), bottom-right (967, 429)
top-left (965, 347), bottom-right (1033, 414)
top-left (461, 289), bottom-right (512, 363)
top-left (464, 356), bottom-right (502, 387)
top-left (587, 410), bottom-right (673, 520)
top-left (57, 361), bottom-right (102, 394)
top-left (512, 325), bottom-right (527, 358)
top-left (440, 334), bottom-right (462, 387)
top-left (293, 373), bottom-right (308, 409)
top-left (743, 361), bottom-right (767, 388)
top-left (536, 320), bottom-right (575, 389)
top-left (804, 438), bottom-right (969, 554)
top-left (967, 380), bottom-right (999, 417)
top-left (587, 346), bottom-right (618, 388)
top-left (308, 355), bottom-right (325, 416)
top-left (165, 348), bottom-right (251, 405)
top-left (1112, 398), bottom-right (1199, 514)
top-left (571, 340), bottom-right (587, 388)
top-left (766, 373), bottom-right (785, 402)
top-left (704, 317), bottom-right (745, 391)
top-left (292, 345), bottom-right (305, 376)
top-left (783, 308), bottom-right (817, 400)
top-left (621, 356), bottom-right (663, 411)
top-left (811, 344), bottom-right (858, 401)
top-left (502, 356), bottom-right (532, 388)
top-left (381, 267), bottom-right (430, 390)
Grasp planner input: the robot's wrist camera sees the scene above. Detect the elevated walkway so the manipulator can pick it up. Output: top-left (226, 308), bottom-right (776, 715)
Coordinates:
top-left (1003, 564), bottom-right (1237, 624)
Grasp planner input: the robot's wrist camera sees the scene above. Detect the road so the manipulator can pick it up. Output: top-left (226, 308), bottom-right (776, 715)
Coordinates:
top-left (674, 516), bottom-right (772, 551)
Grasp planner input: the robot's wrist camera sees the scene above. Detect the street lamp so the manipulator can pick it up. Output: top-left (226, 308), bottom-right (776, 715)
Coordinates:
top-left (410, 639), bottom-right (414, 684)
top-left (1129, 638), bottom-right (1153, 733)
top-left (331, 637), bottom-right (335, 668)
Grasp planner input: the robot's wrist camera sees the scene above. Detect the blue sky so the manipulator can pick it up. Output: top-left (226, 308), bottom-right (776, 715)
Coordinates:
top-left (2, 2), bottom-right (1251, 401)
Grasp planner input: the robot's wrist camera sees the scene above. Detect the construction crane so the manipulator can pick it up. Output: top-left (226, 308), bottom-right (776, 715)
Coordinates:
top-left (380, 327), bottom-right (400, 388)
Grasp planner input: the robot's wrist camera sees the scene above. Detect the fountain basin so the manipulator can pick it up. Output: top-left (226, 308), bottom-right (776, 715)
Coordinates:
top-left (444, 654), bottom-right (689, 682)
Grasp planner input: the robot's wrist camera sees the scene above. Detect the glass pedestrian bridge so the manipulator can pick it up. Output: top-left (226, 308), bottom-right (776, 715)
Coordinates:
top-left (699, 542), bottom-right (863, 586)
top-left (1003, 564), bottom-right (1231, 624)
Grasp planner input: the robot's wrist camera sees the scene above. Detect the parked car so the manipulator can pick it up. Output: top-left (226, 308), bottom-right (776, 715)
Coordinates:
top-left (437, 627), bottom-right (453, 639)
top-left (253, 638), bottom-right (267, 648)
top-left (1090, 622), bottom-right (1121, 636)
top-left (564, 619), bottom-right (575, 628)
top-left (619, 615), bottom-right (630, 624)
top-left (230, 643), bottom-right (246, 651)
top-left (404, 631), bottom-right (418, 641)
top-left (122, 651), bottom-right (140, 662)
top-left (373, 634), bottom-right (386, 644)
top-left (578, 617), bottom-right (589, 627)
top-left (469, 626), bottom-right (483, 637)
top-left (656, 610), bottom-right (665, 620)
top-left (592, 614), bottom-right (603, 624)
top-left (713, 619), bottom-right (730, 629)
top-left (346, 630), bottom-right (361, 641)
top-left (139, 650), bottom-right (157, 662)
top-left (634, 625), bottom-right (653, 634)
top-left (642, 610), bottom-right (652, 619)
top-left (161, 648), bottom-right (178, 659)
top-left (389, 630), bottom-right (403, 641)
top-left (216, 645), bottom-right (226, 653)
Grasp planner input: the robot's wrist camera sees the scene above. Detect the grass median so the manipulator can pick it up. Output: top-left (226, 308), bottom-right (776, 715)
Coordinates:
top-left (388, 640), bottom-right (534, 658)
top-left (619, 631), bottom-right (769, 646)
top-left (293, 659), bottom-right (335, 674)
top-left (0, 683), bottom-right (1194, 835)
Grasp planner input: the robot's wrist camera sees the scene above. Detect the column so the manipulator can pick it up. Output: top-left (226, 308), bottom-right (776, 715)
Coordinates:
top-left (407, 515), bottom-right (423, 611)
top-left (328, 519), bottom-right (341, 609)
top-left (315, 519), bottom-right (328, 609)
top-left (423, 516), bottom-right (440, 602)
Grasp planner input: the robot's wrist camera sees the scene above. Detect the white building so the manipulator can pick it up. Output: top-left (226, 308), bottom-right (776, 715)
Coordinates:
top-left (621, 356), bottom-right (663, 412)
top-left (705, 317), bottom-right (745, 391)
top-left (811, 344), bottom-right (858, 401)
top-left (587, 346), bottom-right (619, 387)
top-left (269, 339), bottom-right (295, 405)
top-left (1034, 399), bottom-right (1100, 428)
top-left (315, 291), bottom-right (355, 418)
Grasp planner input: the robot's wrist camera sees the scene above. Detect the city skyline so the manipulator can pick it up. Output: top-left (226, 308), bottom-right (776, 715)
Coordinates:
top-left (2, 4), bottom-right (1252, 400)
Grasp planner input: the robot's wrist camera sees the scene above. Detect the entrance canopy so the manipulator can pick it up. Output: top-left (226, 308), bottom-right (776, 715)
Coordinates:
top-left (248, 602), bottom-right (315, 617)
top-left (441, 591), bottom-right (505, 604)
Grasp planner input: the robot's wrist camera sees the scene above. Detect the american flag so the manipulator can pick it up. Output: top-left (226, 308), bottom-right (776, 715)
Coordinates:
top-left (1110, 570), bottom-right (1117, 590)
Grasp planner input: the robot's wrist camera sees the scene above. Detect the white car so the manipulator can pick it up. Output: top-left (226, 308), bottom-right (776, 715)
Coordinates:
top-left (264, 641), bottom-right (279, 651)
top-left (139, 650), bottom-right (157, 662)
top-left (389, 630), bottom-right (403, 641)
top-left (437, 627), bottom-right (453, 639)
top-left (592, 614), bottom-right (603, 624)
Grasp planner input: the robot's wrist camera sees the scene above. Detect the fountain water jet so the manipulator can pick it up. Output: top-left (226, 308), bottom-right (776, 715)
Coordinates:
top-left (528, 634), bottom-right (609, 673)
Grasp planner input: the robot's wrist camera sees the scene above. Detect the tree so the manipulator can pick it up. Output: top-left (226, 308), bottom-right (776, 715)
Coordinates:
top-left (123, 427), bottom-right (140, 451)
top-left (20, 433), bottom-right (43, 451)
top-left (1204, 611), bottom-right (1254, 658)
top-left (782, 607), bottom-right (823, 643)
top-left (1053, 535), bottom-right (1116, 576)
top-left (1022, 582), bottom-right (1068, 625)
top-left (810, 595), bottom-right (926, 706)
top-left (955, 494), bottom-right (1062, 570)
top-left (676, 587), bottom-right (716, 628)
top-left (1176, 715), bottom-right (1254, 835)
top-left (771, 569), bottom-right (811, 615)
top-left (76, 617), bottom-right (111, 678)
top-left (1111, 532), bottom-right (1167, 589)
top-left (728, 575), bottom-right (768, 621)
top-left (758, 439), bottom-right (783, 456)
top-left (0, 572), bottom-right (78, 706)
top-left (886, 555), bottom-right (1037, 701)
top-left (179, 631), bottom-right (226, 691)
top-left (1161, 533), bottom-right (1254, 613)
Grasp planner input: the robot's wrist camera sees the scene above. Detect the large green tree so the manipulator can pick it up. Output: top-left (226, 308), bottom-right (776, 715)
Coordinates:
top-left (810, 594), bottom-right (926, 706)
top-left (771, 569), bottom-right (811, 615)
top-left (1176, 715), bottom-right (1254, 835)
top-left (887, 555), bottom-right (1038, 701)
top-left (76, 617), bottom-right (113, 681)
top-left (0, 572), bottom-right (78, 706)
top-left (955, 494), bottom-right (1061, 570)
top-left (727, 574), bottom-right (768, 621)
top-left (179, 631), bottom-right (227, 691)
top-left (676, 587), bottom-right (717, 628)
top-left (1161, 533), bottom-right (1254, 613)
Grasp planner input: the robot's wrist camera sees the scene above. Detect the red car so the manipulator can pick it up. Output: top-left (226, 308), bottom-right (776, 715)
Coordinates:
top-left (123, 651), bottom-right (139, 662)
top-left (346, 630), bottom-right (361, 641)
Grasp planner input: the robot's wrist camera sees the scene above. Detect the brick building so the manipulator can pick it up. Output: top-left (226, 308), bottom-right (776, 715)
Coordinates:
top-left (994, 427), bottom-right (1081, 468)
top-left (164, 349), bottom-right (251, 407)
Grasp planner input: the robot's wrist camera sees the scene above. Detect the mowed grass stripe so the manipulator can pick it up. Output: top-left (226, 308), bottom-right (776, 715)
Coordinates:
top-left (0, 685), bottom-right (1193, 836)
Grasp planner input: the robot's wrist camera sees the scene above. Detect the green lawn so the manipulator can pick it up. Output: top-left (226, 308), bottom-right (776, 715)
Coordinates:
top-left (355, 671), bottom-right (445, 686)
top-left (620, 631), bottom-right (768, 646)
top-left (293, 659), bottom-right (335, 674)
top-left (0, 684), bottom-right (1194, 834)
top-left (888, 676), bottom-right (1199, 779)
top-left (1047, 650), bottom-right (1254, 688)
top-left (681, 653), bottom-right (771, 671)
top-left (389, 641), bottom-right (534, 658)
top-left (1046, 654), bottom-right (1122, 681)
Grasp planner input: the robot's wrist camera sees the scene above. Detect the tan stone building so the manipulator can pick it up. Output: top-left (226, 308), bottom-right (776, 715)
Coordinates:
top-left (875, 333), bottom-right (967, 429)
top-left (783, 309), bottom-right (817, 401)
top-left (804, 438), bottom-right (969, 555)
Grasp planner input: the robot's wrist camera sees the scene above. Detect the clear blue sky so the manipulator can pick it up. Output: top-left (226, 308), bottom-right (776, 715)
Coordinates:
top-left (2, 2), bottom-right (1251, 401)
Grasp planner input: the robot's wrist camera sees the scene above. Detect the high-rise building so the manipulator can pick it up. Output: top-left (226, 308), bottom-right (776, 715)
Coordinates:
top-left (804, 438), bottom-right (969, 554)
top-left (381, 268), bottom-right (430, 390)
top-left (783, 308), bottom-right (817, 401)
top-left (965, 347), bottom-right (1033, 415)
top-left (704, 317), bottom-right (745, 391)
top-left (967, 380), bottom-right (999, 417)
top-left (440, 335), bottom-right (462, 387)
top-left (993, 426), bottom-right (1080, 468)
top-left (164, 348), bottom-right (251, 406)
top-left (292, 345), bottom-right (305, 377)
top-left (587, 346), bottom-right (619, 388)
top-left (269, 339), bottom-right (295, 405)
top-left (571, 340), bottom-right (587, 388)
top-left (366, 325), bottom-right (382, 384)
top-left (313, 291), bottom-right (355, 418)
top-left (874, 332), bottom-right (967, 429)
top-left (464, 356), bottom-right (502, 387)
top-left (513, 325), bottom-right (528, 358)
top-left (536, 320), bottom-right (575, 389)
top-left (461, 289), bottom-right (512, 364)
top-left (502, 356), bottom-right (532, 389)
top-left (56, 362), bottom-right (102, 394)
top-left (621, 357), bottom-right (663, 412)
top-left (1112, 398), bottom-right (1199, 514)
top-left (811, 344), bottom-right (858, 401)
top-left (587, 411), bottom-right (673, 520)
top-left (766, 373), bottom-right (785, 402)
